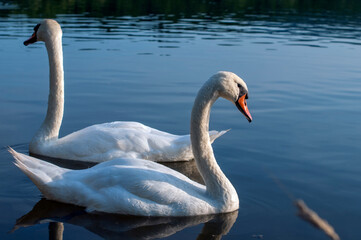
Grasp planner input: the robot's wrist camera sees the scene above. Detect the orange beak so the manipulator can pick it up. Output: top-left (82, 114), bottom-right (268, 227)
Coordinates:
top-left (236, 94), bottom-right (252, 122)
top-left (24, 32), bottom-right (37, 46)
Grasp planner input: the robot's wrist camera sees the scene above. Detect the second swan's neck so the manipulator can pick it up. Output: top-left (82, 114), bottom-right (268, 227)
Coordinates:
top-left (30, 36), bottom-right (64, 149)
top-left (190, 80), bottom-right (238, 208)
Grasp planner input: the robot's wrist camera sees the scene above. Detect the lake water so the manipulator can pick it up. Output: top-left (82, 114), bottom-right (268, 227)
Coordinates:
top-left (0, 1), bottom-right (361, 239)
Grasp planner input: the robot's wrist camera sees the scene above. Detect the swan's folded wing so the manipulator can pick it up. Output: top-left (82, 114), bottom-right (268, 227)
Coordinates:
top-left (41, 121), bottom-right (227, 162)
top-left (39, 158), bottom-right (213, 216)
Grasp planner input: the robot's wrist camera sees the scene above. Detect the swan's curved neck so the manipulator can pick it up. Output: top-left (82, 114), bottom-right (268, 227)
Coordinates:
top-left (190, 81), bottom-right (238, 207)
top-left (30, 36), bottom-right (64, 147)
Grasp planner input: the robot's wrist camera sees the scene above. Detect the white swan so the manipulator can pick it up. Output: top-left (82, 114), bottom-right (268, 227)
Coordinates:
top-left (10, 71), bottom-right (252, 216)
top-left (23, 19), bottom-right (226, 163)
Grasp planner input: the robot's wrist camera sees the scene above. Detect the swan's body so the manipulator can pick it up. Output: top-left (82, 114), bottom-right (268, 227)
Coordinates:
top-left (11, 153), bottom-right (221, 216)
top-left (25, 19), bottom-right (225, 162)
top-left (11, 71), bottom-right (252, 216)
top-left (31, 121), bottom-right (226, 162)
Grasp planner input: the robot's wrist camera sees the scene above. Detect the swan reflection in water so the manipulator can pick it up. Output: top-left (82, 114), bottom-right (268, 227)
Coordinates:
top-left (12, 198), bottom-right (238, 240)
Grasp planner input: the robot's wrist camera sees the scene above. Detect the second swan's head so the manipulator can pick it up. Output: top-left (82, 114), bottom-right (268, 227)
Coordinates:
top-left (210, 71), bottom-right (252, 122)
top-left (24, 19), bottom-right (62, 46)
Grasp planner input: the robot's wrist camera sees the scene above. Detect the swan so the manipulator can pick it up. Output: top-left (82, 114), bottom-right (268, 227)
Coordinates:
top-left (9, 71), bottom-right (253, 216)
top-left (23, 19), bottom-right (226, 163)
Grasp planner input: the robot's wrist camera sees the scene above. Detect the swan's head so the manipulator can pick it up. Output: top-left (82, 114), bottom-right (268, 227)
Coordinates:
top-left (212, 71), bottom-right (252, 122)
top-left (24, 19), bottom-right (62, 46)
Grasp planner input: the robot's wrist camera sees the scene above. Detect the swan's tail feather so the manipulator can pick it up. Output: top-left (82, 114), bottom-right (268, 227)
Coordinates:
top-left (209, 129), bottom-right (230, 143)
top-left (8, 147), bottom-right (66, 197)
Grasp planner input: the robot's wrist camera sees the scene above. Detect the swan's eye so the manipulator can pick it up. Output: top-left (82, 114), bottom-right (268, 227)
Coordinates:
top-left (237, 83), bottom-right (248, 99)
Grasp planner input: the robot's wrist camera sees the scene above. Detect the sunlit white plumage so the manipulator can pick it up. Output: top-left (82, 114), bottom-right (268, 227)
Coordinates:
top-left (10, 71), bottom-right (252, 216)
top-left (25, 19), bottom-right (226, 162)
top-left (33, 121), bottom-right (227, 162)
top-left (11, 152), bottom-right (212, 216)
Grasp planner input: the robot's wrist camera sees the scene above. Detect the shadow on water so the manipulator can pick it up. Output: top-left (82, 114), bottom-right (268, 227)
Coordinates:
top-left (12, 198), bottom-right (238, 240)
top-left (29, 153), bottom-right (98, 170)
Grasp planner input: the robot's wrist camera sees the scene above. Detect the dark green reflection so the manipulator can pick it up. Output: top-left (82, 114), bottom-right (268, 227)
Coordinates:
top-left (1, 0), bottom-right (361, 18)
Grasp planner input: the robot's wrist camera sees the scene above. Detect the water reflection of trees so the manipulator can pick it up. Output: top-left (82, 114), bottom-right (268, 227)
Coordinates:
top-left (3, 0), bottom-right (361, 18)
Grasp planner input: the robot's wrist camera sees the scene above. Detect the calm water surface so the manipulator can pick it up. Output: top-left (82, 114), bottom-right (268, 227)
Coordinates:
top-left (0, 1), bottom-right (361, 239)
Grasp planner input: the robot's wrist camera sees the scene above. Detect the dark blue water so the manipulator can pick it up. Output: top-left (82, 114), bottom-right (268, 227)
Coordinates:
top-left (1, 2), bottom-right (361, 239)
